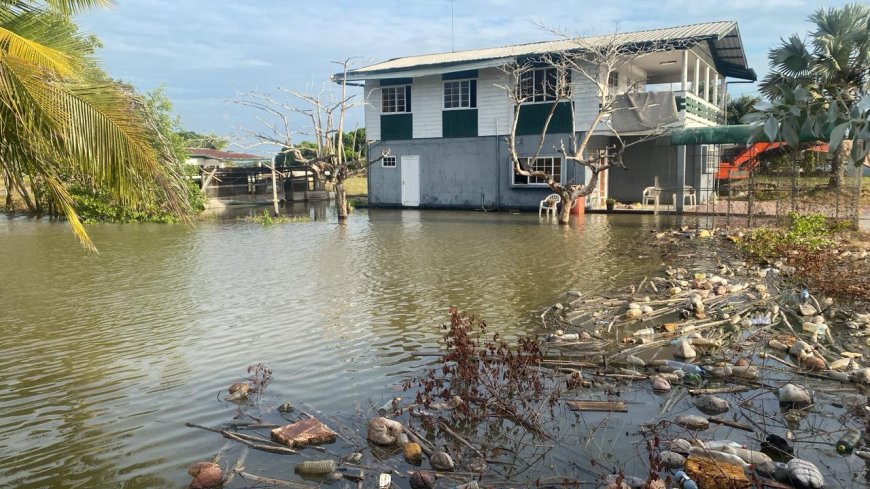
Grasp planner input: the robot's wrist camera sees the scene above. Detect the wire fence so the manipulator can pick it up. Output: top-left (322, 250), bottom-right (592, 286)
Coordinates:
top-left (684, 144), bottom-right (866, 231)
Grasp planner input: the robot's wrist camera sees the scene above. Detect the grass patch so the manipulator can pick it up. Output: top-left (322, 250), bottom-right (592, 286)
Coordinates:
top-left (248, 210), bottom-right (311, 225)
top-left (343, 176), bottom-right (367, 197)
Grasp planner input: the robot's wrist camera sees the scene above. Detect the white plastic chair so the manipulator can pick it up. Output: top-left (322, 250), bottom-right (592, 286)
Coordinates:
top-left (539, 193), bottom-right (560, 217)
top-left (672, 186), bottom-right (697, 207)
top-left (641, 187), bottom-right (660, 207)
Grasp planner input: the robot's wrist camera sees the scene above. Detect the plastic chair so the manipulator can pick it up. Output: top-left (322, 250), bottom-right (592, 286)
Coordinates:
top-left (539, 193), bottom-right (561, 217)
top-left (641, 187), bottom-right (660, 207)
top-left (672, 186), bottom-right (697, 207)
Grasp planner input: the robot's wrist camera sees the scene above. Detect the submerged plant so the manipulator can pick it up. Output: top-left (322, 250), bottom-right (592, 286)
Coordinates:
top-left (409, 307), bottom-right (556, 437)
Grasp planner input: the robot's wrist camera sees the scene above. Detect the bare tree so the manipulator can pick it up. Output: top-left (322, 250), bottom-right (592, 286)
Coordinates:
top-left (231, 58), bottom-right (387, 220)
top-left (501, 28), bottom-right (686, 224)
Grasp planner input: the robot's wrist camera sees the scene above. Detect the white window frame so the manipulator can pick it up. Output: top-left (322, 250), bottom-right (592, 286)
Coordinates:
top-left (518, 68), bottom-right (569, 104)
top-left (381, 86), bottom-right (410, 113)
top-left (382, 155), bottom-right (397, 168)
top-left (443, 79), bottom-right (476, 110)
top-left (512, 156), bottom-right (562, 186)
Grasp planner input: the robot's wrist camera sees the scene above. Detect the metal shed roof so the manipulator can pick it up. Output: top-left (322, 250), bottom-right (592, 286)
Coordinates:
top-left (341, 21), bottom-right (755, 82)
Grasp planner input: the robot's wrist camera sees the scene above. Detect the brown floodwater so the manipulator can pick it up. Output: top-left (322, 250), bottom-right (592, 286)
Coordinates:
top-left (0, 207), bottom-right (676, 487)
top-left (8, 206), bottom-right (836, 488)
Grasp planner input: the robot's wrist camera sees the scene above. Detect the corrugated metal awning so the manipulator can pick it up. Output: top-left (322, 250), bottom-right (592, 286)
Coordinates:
top-left (338, 20), bottom-right (756, 82)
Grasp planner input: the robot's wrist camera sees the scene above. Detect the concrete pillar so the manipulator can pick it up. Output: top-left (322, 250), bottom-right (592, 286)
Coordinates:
top-left (681, 51), bottom-right (689, 92)
top-left (704, 65), bottom-right (710, 102)
top-left (694, 57), bottom-right (700, 96)
top-left (676, 145), bottom-right (687, 214)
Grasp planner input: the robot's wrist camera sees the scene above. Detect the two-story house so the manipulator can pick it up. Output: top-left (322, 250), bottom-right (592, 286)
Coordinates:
top-left (337, 21), bottom-right (756, 211)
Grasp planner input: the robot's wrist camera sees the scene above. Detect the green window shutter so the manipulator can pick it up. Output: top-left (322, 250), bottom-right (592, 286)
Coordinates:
top-left (442, 109), bottom-right (478, 138)
top-left (516, 102), bottom-right (573, 136)
top-left (381, 114), bottom-right (413, 140)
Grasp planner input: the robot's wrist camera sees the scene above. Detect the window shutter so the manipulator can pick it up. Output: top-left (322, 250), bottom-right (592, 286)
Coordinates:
top-left (405, 85), bottom-right (412, 112)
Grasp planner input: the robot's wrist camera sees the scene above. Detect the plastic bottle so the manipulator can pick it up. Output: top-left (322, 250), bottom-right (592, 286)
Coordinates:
top-left (704, 440), bottom-right (746, 450)
top-left (674, 470), bottom-right (698, 489)
top-left (836, 429), bottom-right (862, 455)
top-left (665, 360), bottom-right (705, 375)
top-left (295, 460), bottom-right (337, 475)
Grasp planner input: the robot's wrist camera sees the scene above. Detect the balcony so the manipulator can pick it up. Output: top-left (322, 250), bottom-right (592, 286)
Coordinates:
top-left (675, 91), bottom-right (724, 126)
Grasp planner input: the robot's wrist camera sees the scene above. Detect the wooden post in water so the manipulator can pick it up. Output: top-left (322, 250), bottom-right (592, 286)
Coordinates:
top-left (269, 162), bottom-right (279, 217)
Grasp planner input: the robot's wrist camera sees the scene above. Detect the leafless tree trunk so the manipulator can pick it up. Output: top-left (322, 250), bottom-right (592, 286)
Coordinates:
top-left (501, 26), bottom-right (685, 224)
top-left (232, 57), bottom-right (389, 223)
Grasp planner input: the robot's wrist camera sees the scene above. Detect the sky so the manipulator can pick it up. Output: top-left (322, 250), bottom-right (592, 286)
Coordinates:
top-left (77, 0), bottom-right (853, 155)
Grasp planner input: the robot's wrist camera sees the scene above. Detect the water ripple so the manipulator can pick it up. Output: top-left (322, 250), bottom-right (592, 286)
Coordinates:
top-left (0, 209), bottom-right (666, 488)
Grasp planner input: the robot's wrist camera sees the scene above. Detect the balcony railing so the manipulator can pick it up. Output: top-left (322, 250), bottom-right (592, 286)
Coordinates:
top-left (675, 91), bottom-right (724, 125)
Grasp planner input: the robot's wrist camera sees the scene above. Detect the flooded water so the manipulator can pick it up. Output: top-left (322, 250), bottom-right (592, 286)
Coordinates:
top-left (0, 207), bottom-right (679, 487)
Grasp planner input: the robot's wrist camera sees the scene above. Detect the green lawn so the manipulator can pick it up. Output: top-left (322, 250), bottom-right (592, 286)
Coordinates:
top-left (343, 176), bottom-right (367, 197)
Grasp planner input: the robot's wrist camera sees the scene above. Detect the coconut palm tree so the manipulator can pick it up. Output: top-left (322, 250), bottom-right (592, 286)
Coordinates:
top-left (0, 0), bottom-right (188, 250)
top-left (726, 94), bottom-right (761, 125)
top-left (758, 3), bottom-right (870, 188)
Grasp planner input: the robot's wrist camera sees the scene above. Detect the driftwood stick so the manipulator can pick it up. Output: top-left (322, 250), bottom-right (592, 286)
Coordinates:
top-left (402, 423), bottom-right (435, 455)
top-left (222, 446), bottom-right (248, 486)
top-left (236, 470), bottom-right (317, 488)
top-left (438, 420), bottom-right (485, 458)
top-left (221, 430), bottom-right (299, 455)
top-left (688, 386), bottom-right (752, 395)
top-left (185, 422), bottom-right (299, 455)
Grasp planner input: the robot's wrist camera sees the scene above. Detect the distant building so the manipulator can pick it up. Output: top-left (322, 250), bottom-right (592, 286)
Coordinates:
top-left (186, 148), bottom-right (269, 168)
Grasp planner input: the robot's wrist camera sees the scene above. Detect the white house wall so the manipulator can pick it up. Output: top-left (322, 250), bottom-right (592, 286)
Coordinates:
top-left (477, 67), bottom-right (513, 137)
top-left (412, 75), bottom-right (443, 139)
top-left (364, 80), bottom-right (381, 141)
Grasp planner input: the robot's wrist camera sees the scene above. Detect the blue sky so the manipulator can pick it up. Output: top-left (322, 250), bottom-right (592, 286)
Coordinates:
top-left (78, 0), bottom-right (852, 154)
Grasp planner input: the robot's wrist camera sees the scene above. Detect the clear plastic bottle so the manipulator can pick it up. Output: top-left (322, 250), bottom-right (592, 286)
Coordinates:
top-left (836, 429), bottom-right (862, 455)
top-left (665, 360), bottom-right (704, 375)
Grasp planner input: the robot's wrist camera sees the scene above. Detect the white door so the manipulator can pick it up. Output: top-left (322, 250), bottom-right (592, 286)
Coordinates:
top-left (401, 155), bottom-right (420, 207)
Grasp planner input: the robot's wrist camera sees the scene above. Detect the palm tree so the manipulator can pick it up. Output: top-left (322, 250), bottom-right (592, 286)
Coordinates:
top-left (726, 94), bottom-right (761, 125)
top-left (0, 0), bottom-right (188, 250)
top-left (759, 3), bottom-right (870, 187)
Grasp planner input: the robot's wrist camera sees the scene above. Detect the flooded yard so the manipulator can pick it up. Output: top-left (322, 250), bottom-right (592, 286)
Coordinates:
top-left (0, 208), bottom-right (672, 487)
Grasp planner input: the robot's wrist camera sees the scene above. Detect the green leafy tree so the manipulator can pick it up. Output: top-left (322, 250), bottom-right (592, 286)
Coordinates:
top-left (727, 94), bottom-right (761, 125)
top-left (754, 3), bottom-right (870, 188)
top-left (0, 0), bottom-right (189, 249)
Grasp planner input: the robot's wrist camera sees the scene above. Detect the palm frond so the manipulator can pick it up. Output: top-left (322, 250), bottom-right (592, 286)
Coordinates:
top-left (0, 20), bottom-right (74, 75)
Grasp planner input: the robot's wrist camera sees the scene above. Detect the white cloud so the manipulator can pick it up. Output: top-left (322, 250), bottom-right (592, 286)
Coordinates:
top-left (76, 0), bottom-right (854, 146)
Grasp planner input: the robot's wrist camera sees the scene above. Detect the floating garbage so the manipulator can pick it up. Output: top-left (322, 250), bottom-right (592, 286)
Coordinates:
top-left (660, 450), bottom-right (686, 469)
top-left (403, 442), bottom-right (423, 464)
top-left (673, 415), bottom-right (709, 430)
top-left (673, 339), bottom-right (697, 359)
top-left (367, 417), bottom-right (404, 445)
top-left (187, 462), bottom-right (222, 489)
top-left (692, 395), bottom-right (730, 414)
top-left (429, 451), bottom-right (455, 471)
top-left (777, 383), bottom-right (812, 405)
top-left (409, 470), bottom-right (436, 489)
top-left (785, 458), bottom-right (824, 488)
top-left (294, 459), bottom-right (337, 475)
top-left (650, 375), bottom-right (671, 391)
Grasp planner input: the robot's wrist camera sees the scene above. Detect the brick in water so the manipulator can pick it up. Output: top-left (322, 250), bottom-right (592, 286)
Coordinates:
top-left (271, 417), bottom-right (337, 447)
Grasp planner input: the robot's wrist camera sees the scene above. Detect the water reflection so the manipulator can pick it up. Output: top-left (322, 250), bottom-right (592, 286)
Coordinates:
top-left (0, 208), bottom-right (668, 487)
